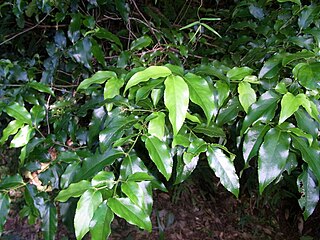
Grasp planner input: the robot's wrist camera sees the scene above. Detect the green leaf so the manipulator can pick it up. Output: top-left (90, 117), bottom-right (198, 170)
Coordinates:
top-left (297, 166), bottom-right (319, 220)
top-left (41, 202), bottom-right (57, 240)
top-left (31, 105), bottom-right (45, 126)
top-left (10, 125), bottom-right (34, 148)
top-left (292, 135), bottom-right (320, 184)
top-left (104, 77), bottom-right (124, 111)
top-left (282, 51), bottom-right (315, 66)
top-left (28, 81), bottom-right (54, 96)
top-left (77, 71), bottom-right (117, 91)
top-left (295, 109), bottom-right (319, 139)
top-left (193, 123), bottom-right (226, 138)
top-left (207, 145), bottom-right (239, 197)
top-left (258, 128), bottom-right (290, 194)
top-left (107, 197), bottom-right (152, 231)
top-left (214, 81), bottom-right (229, 108)
top-left (89, 201), bottom-right (114, 240)
top-left (277, 0), bottom-right (301, 5)
top-left (258, 55), bottom-right (282, 79)
top-left (94, 28), bottom-right (123, 49)
top-left (293, 62), bottom-right (320, 90)
top-left (127, 172), bottom-right (154, 182)
top-left (0, 193), bottom-right (10, 234)
top-left (74, 189), bottom-right (103, 240)
top-left (0, 120), bottom-right (24, 144)
top-left (55, 180), bottom-right (91, 202)
top-left (148, 112), bottom-right (166, 140)
top-left (68, 13), bottom-right (82, 43)
top-left (130, 35), bottom-right (152, 51)
top-left (91, 38), bottom-right (106, 67)
top-left (124, 66), bottom-right (171, 93)
top-left (135, 79), bottom-right (163, 102)
top-left (238, 81), bottom-right (256, 113)
top-left (120, 153), bottom-right (149, 180)
top-left (60, 162), bottom-right (81, 189)
top-left (5, 102), bottom-right (32, 125)
top-left (227, 67), bottom-right (253, 80)
top-left (185, 112), bottom-right (201, 124)
top-left (279, 92), bottom-right (300, 124)
top-left (91, 171), bottom-right (115, 188)
top-left (241, 91), bottom-right (280, 135)
top-left (216, 97), bottom-right (242, 126)
top-left (164, 75), bottom-right (189, 135)
top-left (122, 181), bottom-right (153, 215)
top-left (70, 37), bottom-right (92, 69)
top-left (145, 136), bottom-right (173, 181)
top-left (298, 5), bottom-right (319, 30)
top-left (184, 73), bottom-right (215, 124)
top-left (115, 0), bottom-right (130, 22)
top-left (0, 174), bottom-right (24, 190)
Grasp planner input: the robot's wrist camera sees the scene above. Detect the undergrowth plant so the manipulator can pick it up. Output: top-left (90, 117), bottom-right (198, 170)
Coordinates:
top-left (0, 0), bottom-right (319, 239)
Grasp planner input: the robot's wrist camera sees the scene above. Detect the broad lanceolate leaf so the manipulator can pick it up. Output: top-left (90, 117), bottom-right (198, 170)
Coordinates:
top-left (145, 136), bottom-right (173, 181)
top-left (164, 75), bottom-right (189, 135)
top-left (5, 102), bottom-right (32, 125)
top-left (28, 81), bottom-right (55, 96)
top-left (31, 105), bottom-right (46, 126)
top-left (241, 91), bottom-right (280, 135)
top-left (279, 92), bottom-right (300, 124)
top-left (104, 77), bottom-right (124, 111)
top-left (130, 35), bottom-right (152, 51)
top-left (184, 73), bottom-right (215, 124)
top-left (298, 5), bottom-right (319, 30)
top-left (10, 125), bottom-right (34, 148)
top-left (77, 71), bottom-right (117, 91)
top-left (227, 67), bottom-right (253, 80)
top-left (214, 80), bottom-right (230, 108)
top-left (258, 128), bottom-right (290, 194)
top-left (89, 201), bottom-right (114, 240)
top-left (55, 180), bottom-right (91, 202)
top-left (297, 166), bottom-right (319, 220)
top-left (91, 171), bottom-right (115, 189)
top-left (148, 112), bottom-right (166, 140)
top-left (120, 153), bottom-right (149, 180)
top-left (0, 193), bottom-right (10, 234)
top-left (258, 55), bottom-right (282, 79)
top-left (293, 62), bottom-right (320, 90)
top-left (74, 189), bottom-right (103, 240)
top-left (0, 174), bottom-right (24, 190)
top-left (124, 66), bottom-right (171, 93)
top-left (238, 81), bottom-right (256, 113)
top-left (207, 145), bottom-right (239, 197)
top-left (107, 197), bottom-right (152, 231)
top-left (0, 120), bottom-right (24, 144)
top-left (292, 135), bottom-right (320, 184)
top-left (40, 202), bottom-right (57, 240)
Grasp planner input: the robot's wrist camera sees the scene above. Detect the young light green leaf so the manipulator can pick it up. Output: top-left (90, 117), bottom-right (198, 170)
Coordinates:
top-left (184, 73), bottom-right (215, 124)
top-left (279, 92), bottom-right (301, 124)
top-left (186, 112), bottom-right (201, 124)
top-left (89, 201), bottom-right (114, 240)
top-left (28, 81), bottom-right (55, 96)
top-left (124, 66), bottom-right (171, 93)
top-left (5, 102), bottom-right (32, 125)
top-left (91, 171), bottom-right (115, 188)
top-left (227, 67), bottom-right (253, 80)
top-left (74, 189), bottom-right (103, 240)
top-left (0, 193), bottom-right (10, 234)
top-left (258, 128), bottom-right (290, 194)
top-left (238, 81), bottom-right (256, 113)
top-left (164, 75), bottom-right (189, 135)
top-left (0, 120), bottom-right (24, 144)
top-left (104, 77), bottom-right (124, 111)
top-left (297, 167), bottom-right (319, 220)
top-left (77, 71), bottom-right (117, 91)
top-left (107, 197), bottom-right (152, 231)
top-left (207, 145), bottom-right (239, 197)
top-left (10, 125), bottom-right (34, 148)
top-left (148, 112), bottom-right (166, 140)
top-left (145, 136), bottom-right (173, 181)
top-left (201, 23), bottom-right (221, 38)
top-left (55, 180), bottom-right (91, 202)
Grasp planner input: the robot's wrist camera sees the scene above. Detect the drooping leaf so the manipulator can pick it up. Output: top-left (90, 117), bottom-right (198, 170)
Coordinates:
top-left (148, 112), bottom-right (166, 140)
top-left (0, 193), bottom-right (10, 234)
top-left (124, 66), bottom-right (171, 93)
top-left (241, 91), bottom-right (280, 135)
top-left (107, 197), bottom-right (152, 231)
top-left (5, 102), bottom-right (32, 125)
top-left (258, 128), bottom-right (290, 194)
top-left (89, 201), bottom-right (114, 240)
top-left (130, 35), bottom-right (152, 51)
top-left (164, 75), bottom-right (189, 135)
top-left (227, 67), bottom-right (253, 80)
top-left (0, 120), bottom-right (24, 144)
top-left (238, 81), bottom-right (256, 113)
top-left (145, 136), bottom-right (173, 181)
top-left (55, 180), bottom-right (91, 202)
top-left (184, 73), bottom-right (215, 124)
top-left (10, 125), bottom-right (34, 148)
top-left (91, 171), bottom-right (115, 189)
top-left (258, 55), bottom-right (282, 79)
top-left (40, 202), bottom-right (57, 240)
top-left (77, 71), bottom-right (117, 91)
top-left (297, 166), bottom-right (319, 220)
top-left (74, 189), bottom-right (103, 240)
top-left (0, 174), bottom-right (24, 190)
top-left (207, 145), bottom-right (239, 197)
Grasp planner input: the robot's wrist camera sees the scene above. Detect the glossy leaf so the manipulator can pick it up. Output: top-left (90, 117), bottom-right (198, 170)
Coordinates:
top-left (145, 136), bottom-right (173, 180)
top-left (136, 79), bottom-right (163, 102)
top-left (104, 77), bottom-right (124, 111)
top-left (55, 180), bottom-right (91, 202)
top-left (89, 201), bottom-right (114, 240)
top-left (238, 81), bottom-right (256, 113)
top-left (216, 97), bottom-right (242, 126)
top-left (295, 109), bottom-right (319, 139)
top-left (258, 128), bottom-right (290, 194)
top-left (120, 153), bottom-right (149, 180)
top-left (0, 174), bottom-right (24, 190)
top-left (40, 202), bottom-right (57, 240)
top-left (124, 66), bottom-right (171, 93)
top-left (293, 62), bottom-right (320, 90)
top-left (227, 67), bottom-right (253, 80)
top-left (258, 55), bottom-right (282, 79)
top-left (31, 105), bottom-right (45, 126)
top-left (60, 162), bottom-right (81, 189)
top-left (130, 35), bottom-right (152, 51)
top-left (77, 71), bottom-right (117, 91)
top-left (91, 171), bottom-right (115, 188)
top-left (0, 193), bottom-right (10, 234)
top-left (5, 102), bottom-right (32, 125)
top-left (297, 167), bottom-right (319, 220)
top-left (241, 91), bottom-right (280, 135)
top-left (0, 120), bottom-right (24, 144)
top-left (279, 92), bottom-right (300, 124)
top-left (74, 189), bottom-right (103, 240)
top-left (207, 145), bottom-right (239, 197)
top-left (28, 81), bottom-right (54, 96)
top-left (148, 112), bottom-right (166, 140)
top-left (277, 0), bottom-right (301, 5)
top-left (68, 13), bottom-right (81, 43)
top-left (91, 38), bottom-right (106, 67)
top-left (164, 75), bottom-right (189, 135)
top-left (10, 125), bottom-right (34, 148)
top-left (298, 5), bottom-right (319, 30)
top-left (94, 28), bottom-right (122, 49)
top-left (107, 197), bottom-right (152, 231)
top-left (184, 73), bottom-right (215, 124)
top-left (214, 81), bottom-right (230, 108)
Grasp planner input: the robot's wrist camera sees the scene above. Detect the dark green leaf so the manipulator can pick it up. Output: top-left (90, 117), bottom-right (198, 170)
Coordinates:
top-left (258, 55), bottom-right (282, 79)
top-left (282, 51), bottom-right (315, 66)
top-left (0, 174), bottom-right (24, 190)
top-left (277, 0), bottom-right (301, 5)
top-left (216, 97), bottom-right (242, 126)
top-left (40, 202), bottom-right (57, 240)
top-left (68, 13), bottom-right (82, 43)
top-left (115, 0), bottom-right (130, 22)
top-left (0, 193), bottom-right (10, 234)
top-left (107, 197), bottom-right (152, 231)
top-left (60, 162), bottom-right (81, 189)
top-left (294, 109), bottom-right (319, 139)
top-left (227, 67), bottom-right (253, 80)
top-left (298, 5), bottom-right (319, 30)
top-left (55, 180), bottom-right (91, 202)
top-left (130, 36), bottom-right (152, 51)
top-left (31, 105), bottom-right (45, 126)
top-left (74, 189), bottom-right (103, 240)
top-left (258, 128), bottom-right (290, 194)
top-left (120, 153), bottom-right (149, 180)
top-left (70, 37), bottom-right (92, 69)
top-left (293, 62), bottom-right (320, 90)
top-left (77, 71), bottom-right (117, 91)
top-left (135, 79), bottom-right (163, 102)
top-left (94, 28), bottom-right (123, 49)
top-left (91, 38), bottom-right (106, 67)
top-left (5, 102), bottom-right (32, 125)
top-left (28, 81), bottom-right (55, 96)
top-left (193, 123), bottom-right (226, 138)
top-left (249, 4), bottom-right (264, 20)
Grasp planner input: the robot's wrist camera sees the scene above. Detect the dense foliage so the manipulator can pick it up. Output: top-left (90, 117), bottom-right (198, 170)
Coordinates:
top-left (0, 0), bottom-right (319, 239)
